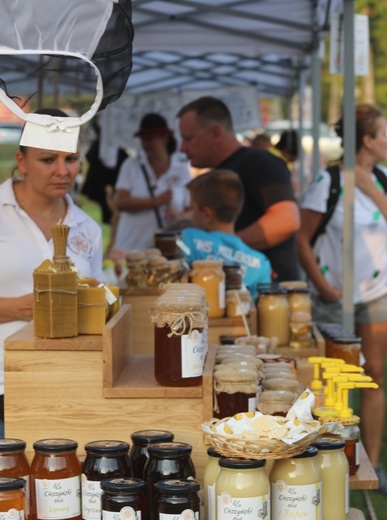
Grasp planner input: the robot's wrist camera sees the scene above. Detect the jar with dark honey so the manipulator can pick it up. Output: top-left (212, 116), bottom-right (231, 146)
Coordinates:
top-left (0, 439), bottom-right (30, 518)
top-left (82, 441), bottom-right (133, 520)
top-left (0, 477), bottom-right (26, 518)
top-left (213, 366), bottom-right (259, 419)
top-left (129, 431), bottom-right (174, 479)
top-left (30, 438), bottom-right (81, 520)
top-left (154, 231), bottom-right (183, 260)
top-left (328, 336), bottom-right (361, 366)
top-left (143, 443), bottom-right (195, 520)
top-left (151, 286), bottom-right (207, 387)
top-left (154, 479), bottom-right (200, 519)
top-left (101, 478), bottom-right (146, 520)
top-left (223, 262), bottom-right (243, 290)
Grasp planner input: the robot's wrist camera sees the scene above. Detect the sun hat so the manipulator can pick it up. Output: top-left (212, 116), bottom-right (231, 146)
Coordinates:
top-left (134, 113), bottom-right (174, 137)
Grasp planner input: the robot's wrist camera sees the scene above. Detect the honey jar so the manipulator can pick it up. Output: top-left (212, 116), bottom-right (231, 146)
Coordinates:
top-left (154, 231), bottom-right (183, 260)
top-left (154, 479), bottom-right (200, 520)
top-left (30, 439), bottom-right (81, 520)
top-left (327, 336), bottom-right (361, 366)
top-left (0, 477), bottom-right (26, 519)
top-left (101, 478), bottom-right (147, 520)
top-left (257, 288), bottom-right (290, 346)
top-left (0, 439), bottom-right (30, 519)
top-left (213, 366), bottom-right (259, 419)
top-left (125, 251), bottom-right (148, 287)
top-left (226, 289), bottom-right (251, 317)
top-left (203, 448), bottom-right (222, 520)
top-left (191, 260), bottom-right (226, 318)
top-left (129, 430), bottom-right (174, 479)
top-left (82, 441), bottom-right (133, 520)
top-left (287, 287), bottom-right (312, 314)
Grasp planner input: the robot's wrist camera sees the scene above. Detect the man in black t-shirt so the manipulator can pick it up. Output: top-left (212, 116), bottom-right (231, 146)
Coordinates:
top-left (177, 96), bottom-right (300, 281)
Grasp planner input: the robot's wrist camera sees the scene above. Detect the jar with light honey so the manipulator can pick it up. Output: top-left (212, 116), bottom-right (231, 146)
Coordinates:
top-left (287, 287), bottom-right (312, 314)
top-left (30, 438), bottom-right (81, 520)
top-left (226, 289), bottom-right (251, 318)
top-left (191, 260), bottom-right (225, 318)
top-left (125, 251), bottom-right (148, 287)
top-left (0, 477), bottom-right (26, 519)
top-left (328, 336), bottom-right (361, 366)
top-left (257, 287), bottom-right (290, 345)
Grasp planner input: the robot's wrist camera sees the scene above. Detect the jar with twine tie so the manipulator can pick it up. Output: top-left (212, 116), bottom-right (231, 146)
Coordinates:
top-left (213, 366), bottom-right (259, 419)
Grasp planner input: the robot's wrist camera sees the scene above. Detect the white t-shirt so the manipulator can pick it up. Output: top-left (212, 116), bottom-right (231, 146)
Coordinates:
top-left (0, 179), bottom-right (103, 394)
top-left (113, 153), bottom-right (192, 251)
top-left (301, 167), bottom-right (387, 304)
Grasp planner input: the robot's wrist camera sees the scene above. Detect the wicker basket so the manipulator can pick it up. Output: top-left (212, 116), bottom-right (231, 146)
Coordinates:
top-left (203, 417), bottom-right (322, 460)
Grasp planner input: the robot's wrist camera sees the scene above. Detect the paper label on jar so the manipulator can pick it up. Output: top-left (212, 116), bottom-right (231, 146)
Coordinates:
top-left (355, 441), bottom-right (360, 465)
top-left (207, 483), bottom-right (216, 520)
top-left (0, 509), bottom-right (24, 520)
top-left (271, 481), bottom-right (322, 519)
top-left (160, 511), bottom-right (198, 520)
top-left (248, 396), bottom-right (257, 412)
top-left (81, 476), bottom-right (101, 519)
top-left (103, 507), bottom-right (141, 520)
top-left (35, 476), bottom-right (81, 519)
top-left (181, 330), bottom-right (205, 378)
top-left (217, 493), bottom-right (270, 520)
top-left (219, 279), bottom-right (226, 309)
top-left (22, 474), bottom-right (30, 516)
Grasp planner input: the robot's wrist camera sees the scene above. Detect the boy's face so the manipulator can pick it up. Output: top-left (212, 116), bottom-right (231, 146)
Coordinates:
top-left (190, 197), bottom-right (211, 230)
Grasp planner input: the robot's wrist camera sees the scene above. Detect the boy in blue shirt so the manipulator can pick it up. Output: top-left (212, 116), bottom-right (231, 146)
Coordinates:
top-left (182, 169), bottom-right (271, 300)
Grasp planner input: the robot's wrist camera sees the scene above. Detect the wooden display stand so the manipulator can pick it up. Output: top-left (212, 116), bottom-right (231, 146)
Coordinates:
top-left (4, 308), bottom-right (378, 496)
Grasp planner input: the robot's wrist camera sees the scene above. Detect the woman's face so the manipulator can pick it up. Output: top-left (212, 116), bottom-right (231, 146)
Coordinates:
top-left (16, 146), bottom-right (81, 199)
top-left (366, 116), bottom-right (387, 163)
top-left (140, 133), bottom-right (168, 155)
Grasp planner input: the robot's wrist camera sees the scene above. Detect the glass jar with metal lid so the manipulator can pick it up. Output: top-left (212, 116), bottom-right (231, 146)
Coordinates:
top-left (226, 289), bottom-right (251, 318)
top-left (0, 477), bottom-right (26, 518)
top-left (257, 287), bottom-right (290, 346)
top-left (223, 262), bottom-right (243, 291)
top-left (101, 477), bottom-right (146, 520)
top-left (30, 438), bottom-right (81, 520)
top-left (216, 458), bottom-right (269, 520)
top-left (213, 366), bottom-right (259, 419)
top-left (270, 446), bottom-right (321, 519)
top-left (129, 430), bottom-right (174, 479)
top-left (154, 479), bottom-right (200, 520)
top-left (203, 448), bottom-right (222, 520)
top-left (154, 231), bottom-right (183, 260)
top-left (0, 439), bottom-right (30, 519)
top-left (312, 440), bottom-right (349, 520)
top-left (190, 260), bottom-right (226, 318)
top-left (287, 287), bottom-right (312, 315)
top-left (82, 441), bottom-right (133, 520)
top-left (143, 443), bottom-right (195, 520)
top-left (327, 336), bottom-right (361, 366)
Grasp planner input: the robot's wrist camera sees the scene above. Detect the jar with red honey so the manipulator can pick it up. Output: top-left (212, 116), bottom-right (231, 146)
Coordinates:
top-left (30, 438), bottom-right (81, 520)
top-left (82, 440), bottom-right (133, 520)
top-left (0, 477), bottom-right (26, 519)
top-left (129, 430), bottom-right (174, 479)
top-left (151, 286), bottom-right (207, 387)
top-left (0, 439), bottom-right (30, 518)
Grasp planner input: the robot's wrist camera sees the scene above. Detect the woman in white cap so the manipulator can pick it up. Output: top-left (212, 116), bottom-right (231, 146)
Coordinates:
top-left (0, 108), bottom-right (103, 436)
top-left (113, 113), bottom-right (192, 251)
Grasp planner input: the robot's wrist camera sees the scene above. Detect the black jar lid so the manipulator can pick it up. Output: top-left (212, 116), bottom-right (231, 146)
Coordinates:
top-left (101, 477), bottom-right (145, 493)
top-left (0, 439), bottom-right (26, 452)
top-left (131, 430), bottom-right (174, 446)
top-left (219, 457), bottom-right (266, 469)
top-left (0, 477), bottom-right (26, 491)
top-left (154, 231), bottom-right (181, 238)
top-left (312, 440), bottom-right (345, 450)
top-left (223, 262), bottom-right (242, 271)
top-left (154, 479), bottom-right (200, 494)
top-left (85, 440), bottom-right (130, 455)
top-left (291, 446), bottom-right (318, 459)
top-left (287, 287), bottom-right (310, 294)
top-left (258, 286), bottom-right (287, 295)
top-left (147, 442), bottom-right (192, 457)
top-left (332, 336), bottom-right (361, 344)
top-left (207, 447), bottom-right (222, 458)
top-left (33, 438), bottom-right (78, 452)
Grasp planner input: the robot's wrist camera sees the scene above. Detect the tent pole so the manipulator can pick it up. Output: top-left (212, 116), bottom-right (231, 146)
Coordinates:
top-left (298, 69), bottom-right (306, 197)
top-left (342, 0), bottom-right (355, 333)
top-left (311, 48), bottom-right (321, 180)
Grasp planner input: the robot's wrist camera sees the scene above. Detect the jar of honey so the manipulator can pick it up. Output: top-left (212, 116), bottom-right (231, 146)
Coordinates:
top-left (151, 287), bottom-right (207, 386)
top-left (191, 260), bottom-right (225, 318)
top-left (154, 479), bottom-right (200, 520)
top-left (30, 438), bottom-right (81, 520)
top-left (0, 477), bottom-right (26, 519)
top-left (203, 448), bottom-right (222, 520)
top-left (270, 446), bottom-right (321, 519)
top-left (125, 251), bottom-right (148, 287)
top-left (328, 336), bottom-right (361, 366)
top-left (287, 287), bottom-right (312, 314)
top-left (143, 443), bottom-right (195, 520)
top-left (82, 441), bottom-right (133, 520)
top-left (101, 478), bottom-right (147, 520)
top-left (226, 289), bottom-right (251, 318)
top-left (213, 366), bottom-right (259, 419)
top-left (0, 439), bottom-right (30, 519)
top-left (154, 231), bottom-right (183, 260)
top-left (147, 256), bottom-right (171, 287)
top-left (257, 288), bottom-right (290, 346)
top-left (223, 262), bottom-right (243, 291)
top-left (129, 430), bottom-right (174, 479)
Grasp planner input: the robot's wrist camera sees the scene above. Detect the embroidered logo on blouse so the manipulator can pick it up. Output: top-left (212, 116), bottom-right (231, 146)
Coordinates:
top-left (68, 232), bottom-right (93, 259)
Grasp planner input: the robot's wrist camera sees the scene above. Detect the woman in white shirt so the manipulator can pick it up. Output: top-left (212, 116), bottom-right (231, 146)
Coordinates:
top-left (297, 103), bottom-right (387, 492)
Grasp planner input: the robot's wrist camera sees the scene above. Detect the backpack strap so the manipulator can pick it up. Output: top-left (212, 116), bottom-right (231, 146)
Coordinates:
top-left (373, 166), bottom-right (387, 193)
top-left (310, 165), bottom-right (341, 247)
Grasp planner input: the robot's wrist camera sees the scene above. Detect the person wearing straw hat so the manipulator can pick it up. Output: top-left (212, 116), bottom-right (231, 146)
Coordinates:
top-left (113, 113), bottom-right (192, 252)
top-left (0, 108), bottom-right (103, 436)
